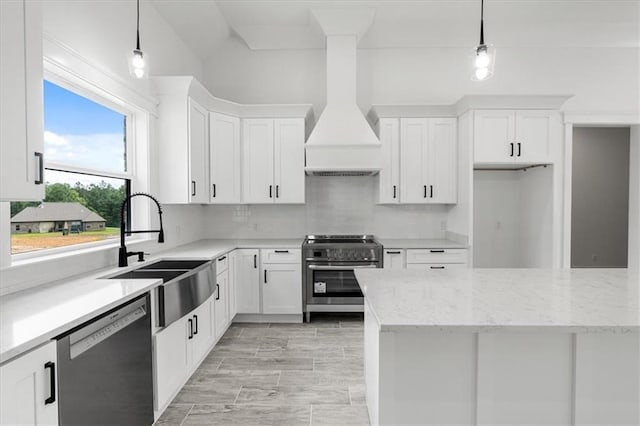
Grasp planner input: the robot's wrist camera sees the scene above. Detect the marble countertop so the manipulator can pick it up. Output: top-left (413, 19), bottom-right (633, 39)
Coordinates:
top-left (0, 238), bottom-right (302, 364)
top-left (356, 268), bottom-right (639, 332)
top-left (378, 239), bottom-right (468, 249)
top-left (0, 278), bottom-right (161, 364)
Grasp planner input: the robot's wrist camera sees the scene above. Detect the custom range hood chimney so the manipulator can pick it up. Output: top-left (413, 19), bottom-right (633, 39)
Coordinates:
top-left (305, 9), bottom-right (381, 176)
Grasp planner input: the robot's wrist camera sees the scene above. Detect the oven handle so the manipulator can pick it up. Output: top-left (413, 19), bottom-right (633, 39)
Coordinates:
top-left (307, 264), bottom-right (379, 270)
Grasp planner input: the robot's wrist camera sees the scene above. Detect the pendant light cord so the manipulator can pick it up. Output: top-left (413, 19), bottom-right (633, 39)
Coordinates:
top-left (136, 0), bottom-right (141, 51)
top-left (479, 0), bottom-right (485, 45)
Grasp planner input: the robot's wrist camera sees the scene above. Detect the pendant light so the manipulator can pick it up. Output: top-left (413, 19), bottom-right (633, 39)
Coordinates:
top-left (471, 0), bottom-right (495, 81)
top-left (129, 0), bottom-right (147, 79)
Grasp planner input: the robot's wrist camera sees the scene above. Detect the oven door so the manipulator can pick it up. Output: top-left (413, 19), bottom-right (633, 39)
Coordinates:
top-left (305, 262), bottom-right (378, 305)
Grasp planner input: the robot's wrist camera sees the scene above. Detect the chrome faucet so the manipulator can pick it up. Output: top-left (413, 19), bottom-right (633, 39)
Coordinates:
top-left (118, 192), bottom-right (164, 267)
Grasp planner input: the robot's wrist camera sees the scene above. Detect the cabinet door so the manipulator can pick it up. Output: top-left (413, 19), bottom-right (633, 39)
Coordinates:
top-left (209, 112), bottom-right (241, 203)
top-left (188, 98), bottom-right (209, 203)
top-left (0, 341), bottom-right (58, 426)
top-left (378, 118), bottom-right (400, 204)
top-left (514, 111), bottom-right (557, 164)
top-left (383, 249), bottom-right (406, 269)
top-left (400, 118), bottom-right (429, 204)
top-left (274, 118), bottom-right (305, 203)
top-left (190, 298), bottom-right (213, 367)
top-left (473, 110), bottom-right (515, 164)
top-left (235, 249), bottom-right (261, 314)
top-left (228, 250), bottom-right (237, 320)
top-left (426, 118), bottom-right (457, 204)
top-left (243, 119), bottom-right (275, 203)
top-left (262, 263), bottom-right (302, 314)
top-left (214, 270), bottom-right (229, 340)
top-left (0, 0), bottom-right (44, 201)
top-left (154, 316), bottom-right (189, 411)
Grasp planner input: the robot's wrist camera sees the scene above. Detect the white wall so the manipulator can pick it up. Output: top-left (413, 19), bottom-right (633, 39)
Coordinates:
top-left (473, 168), bottom-right (554, 268)
top-left (205, 42), bottom-right (639, 117)
top-left (203, 176), bottom-right (449, 239)
top-left (43, 0), bottom-right (204, 90)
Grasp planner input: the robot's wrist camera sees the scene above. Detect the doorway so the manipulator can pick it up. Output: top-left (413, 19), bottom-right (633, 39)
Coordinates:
top-left (571, 127), bottom-right (630, 267)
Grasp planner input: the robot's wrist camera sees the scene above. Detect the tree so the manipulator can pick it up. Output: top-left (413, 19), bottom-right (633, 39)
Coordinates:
top-left (45, 183), bottom-right (87, 205)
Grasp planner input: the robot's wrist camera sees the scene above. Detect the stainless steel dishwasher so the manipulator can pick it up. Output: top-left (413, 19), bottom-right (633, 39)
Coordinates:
top-left (56, 293), bottom-right (153, 426)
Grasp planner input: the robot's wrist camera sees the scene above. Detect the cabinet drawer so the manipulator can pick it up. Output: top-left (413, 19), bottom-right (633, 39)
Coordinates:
top-left (261, 248), bottom-right (301, 264)
top-left (406, 263), bottom-right (467, 270)
top-left (406, 249), bottom-right (468, 264)
top-left (215, 254), bottom-right (229, 273)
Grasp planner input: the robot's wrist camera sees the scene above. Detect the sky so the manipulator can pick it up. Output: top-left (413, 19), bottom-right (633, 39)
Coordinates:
top-left (43, 80), bottom-right (127, 181)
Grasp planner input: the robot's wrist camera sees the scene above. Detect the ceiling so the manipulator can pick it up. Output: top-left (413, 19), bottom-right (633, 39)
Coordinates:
top-left (150, 0), bottom-right (640, 61)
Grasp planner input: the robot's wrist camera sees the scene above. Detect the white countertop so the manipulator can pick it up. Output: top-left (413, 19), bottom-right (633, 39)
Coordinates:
top-left (0, 278), bottom-right (161, 364)
top-left (378, 238), bottom-right (468, 249)
top-left (156, 238), bottom-right (302, 259)
top-left (356, 268), bottom-right (639, 332)
top-left (0, 238), bottom-right (302, 364)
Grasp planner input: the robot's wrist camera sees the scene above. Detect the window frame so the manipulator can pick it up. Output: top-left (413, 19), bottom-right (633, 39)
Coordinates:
top-left (9, 73), bottom-right (143, 260)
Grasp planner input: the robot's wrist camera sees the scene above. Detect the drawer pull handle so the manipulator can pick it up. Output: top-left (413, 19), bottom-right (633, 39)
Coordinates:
top-left (218, 256), bottom-right (226, 262)
top-left (430, 250), bottom-right (445, 253)
top-left (193, 314), bottom-right (198, 335)
top-left (275, 250), bottom-right (289, 253)
top-left (430, 266), bottom-right (445, 269)
top-left (386, 251), bottom-right (402, 254)
top-left (44, 361), bottom-right (56, 404)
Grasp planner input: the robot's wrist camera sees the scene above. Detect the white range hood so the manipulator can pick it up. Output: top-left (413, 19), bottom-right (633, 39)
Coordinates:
top-left (305, 10), bottom-right (381, 176)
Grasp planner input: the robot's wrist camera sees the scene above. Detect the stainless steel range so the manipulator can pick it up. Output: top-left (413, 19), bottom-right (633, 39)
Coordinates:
top-left (302, 235), bottom-right (383, 322)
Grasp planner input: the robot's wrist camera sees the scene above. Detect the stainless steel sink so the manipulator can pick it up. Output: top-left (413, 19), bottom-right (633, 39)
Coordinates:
top-left (138, 260), bottom-right (209, 270)
top-left (107, 260), bottom-right (215, 327)
top-left (109, 269), bottom-right (188, 282)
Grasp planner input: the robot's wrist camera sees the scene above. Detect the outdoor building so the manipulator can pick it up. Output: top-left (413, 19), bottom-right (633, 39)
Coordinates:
top-left (10, 202), bottom-right (106, 234)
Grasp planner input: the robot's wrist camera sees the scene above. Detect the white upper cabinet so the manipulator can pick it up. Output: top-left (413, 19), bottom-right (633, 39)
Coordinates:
top-left (209, 112), bottom-right (241, 203)
top-left (243, 119), bottom-right (275, 203)
top-left (400, 118), bottom-right (457, 204)
top-left (473, 110), bottom-right (560, 165)
top-left (0, 0), bottom-right (44, 201)
top-left (427, 118), bottom-right (457, 204)
top-left (243, 118), bottom-right (305, 204)
top-left (378, 118), bottom-right (401, 204)
top-left (154, 76), bottom-right (211, 204)
top-left (188, 99), bottom-right (209, 204)
top-left (274, 119), bottom-right (305, 203)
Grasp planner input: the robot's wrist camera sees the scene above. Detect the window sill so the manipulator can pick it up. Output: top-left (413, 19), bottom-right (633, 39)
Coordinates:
top-left (7, 237), bottom-right (154, 269)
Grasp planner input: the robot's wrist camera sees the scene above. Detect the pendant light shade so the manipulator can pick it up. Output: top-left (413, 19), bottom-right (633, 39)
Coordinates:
top-left (129, 0), bottom-right (148, 79)
top-left (471, 0), bottom-right (495, 81)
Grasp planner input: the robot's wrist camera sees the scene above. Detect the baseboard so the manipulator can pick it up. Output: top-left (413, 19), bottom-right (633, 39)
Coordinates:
top-left (233, 313), bottom-right (302, 323)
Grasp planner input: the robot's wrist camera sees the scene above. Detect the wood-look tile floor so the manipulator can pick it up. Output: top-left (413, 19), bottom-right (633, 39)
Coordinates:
top-left (155, 314), bottom-right (370, 426)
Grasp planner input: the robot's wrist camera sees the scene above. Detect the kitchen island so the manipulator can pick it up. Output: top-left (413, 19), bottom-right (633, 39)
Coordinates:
top-left (355, 268), bottom-right (639, 426)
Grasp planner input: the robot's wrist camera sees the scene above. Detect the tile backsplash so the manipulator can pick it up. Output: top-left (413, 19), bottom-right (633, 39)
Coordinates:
top-left (204, 176), bottom-right (450, 238)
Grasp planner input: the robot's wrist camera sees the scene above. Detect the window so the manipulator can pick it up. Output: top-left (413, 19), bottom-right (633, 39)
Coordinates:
top-left (10, 80), bottom-right (132, 255)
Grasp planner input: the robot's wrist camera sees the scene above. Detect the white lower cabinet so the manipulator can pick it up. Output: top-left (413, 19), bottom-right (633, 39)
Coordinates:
top-left (384, 248), bottom-right (469, 270)
top-left (383, 249), bottom-right (406, 269)
top-left (0, 341), bottom-right (58, 426)
top-left (214, 267), bottom-right (229, 340)
top-left (154, 293), bottom-right (214, 411)
top-left (262, 263), bottom-right (302, 314)
top-left (235, 249), bottom-right (261, 314)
